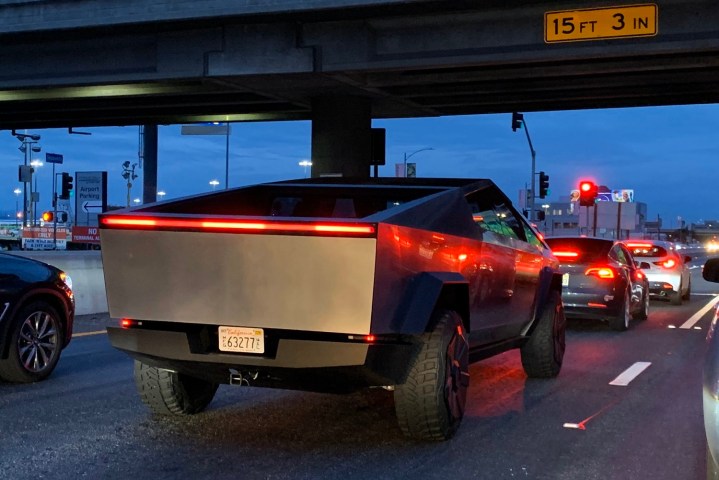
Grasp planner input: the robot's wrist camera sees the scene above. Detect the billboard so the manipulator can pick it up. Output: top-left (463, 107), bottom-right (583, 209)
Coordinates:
top-left (612, 189), bottom-right (634, 202)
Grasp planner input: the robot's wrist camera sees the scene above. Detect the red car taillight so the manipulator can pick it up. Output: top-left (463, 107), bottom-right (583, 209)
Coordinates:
top-left (585, 267), bottom-right (616, 279)
top-left (654, 258), bottom-right (677, 269)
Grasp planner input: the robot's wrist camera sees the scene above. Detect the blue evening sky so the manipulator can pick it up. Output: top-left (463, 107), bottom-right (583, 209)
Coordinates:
top-left (1, 104), bottom-right (716, 228)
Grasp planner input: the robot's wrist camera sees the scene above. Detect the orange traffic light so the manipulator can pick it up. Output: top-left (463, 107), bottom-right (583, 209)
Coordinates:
top-left (41, 211), bottom-right (54, 222)
top-left (579, 181), bottom-right (598, 206)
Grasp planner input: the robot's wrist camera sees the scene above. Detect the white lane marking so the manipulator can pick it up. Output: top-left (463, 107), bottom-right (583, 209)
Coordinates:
top-left (72, 330), bottom-right (107, 338)
top-left (609, 362), bottom-right (652, 386)
top-left (680, 295), bottom-right (719, 329)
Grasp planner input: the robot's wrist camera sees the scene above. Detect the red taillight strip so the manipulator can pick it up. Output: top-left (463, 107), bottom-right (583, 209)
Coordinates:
top-left (553, 251), bottom-right (579, 258)
top-left (100, 216), bottom-right (376, 236)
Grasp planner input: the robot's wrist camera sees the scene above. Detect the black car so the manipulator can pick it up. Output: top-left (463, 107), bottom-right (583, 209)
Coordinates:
top-left (0, 253), bottom-right (75, 383)
top-left (545, 236), bottom-right (649, 331)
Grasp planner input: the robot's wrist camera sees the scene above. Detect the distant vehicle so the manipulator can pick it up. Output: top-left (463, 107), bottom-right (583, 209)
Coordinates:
top-left (101, 177), bottom-right (566, 441)
top-left (0, 253), bottom-right (75, 383)
top-left (622, 240), bottom-right (691, 305)
top-left (544, 236), bottom-right (649, 331)
top-left (701, 257), bottom-right (719, 479)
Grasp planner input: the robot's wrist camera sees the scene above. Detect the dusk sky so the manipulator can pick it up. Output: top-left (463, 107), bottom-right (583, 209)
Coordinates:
top-left (1, 104), bottom-right (716, 228)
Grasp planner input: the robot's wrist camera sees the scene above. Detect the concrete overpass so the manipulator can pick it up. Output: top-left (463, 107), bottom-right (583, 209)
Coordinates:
top-left (2, 0), bottom-right (719, 183)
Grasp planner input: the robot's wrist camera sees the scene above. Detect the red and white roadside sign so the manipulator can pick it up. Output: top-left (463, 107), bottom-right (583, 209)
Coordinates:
top-left (21, 226), bottom-right (68, 250)
top-left (71, 226), bottom-right (101, 244)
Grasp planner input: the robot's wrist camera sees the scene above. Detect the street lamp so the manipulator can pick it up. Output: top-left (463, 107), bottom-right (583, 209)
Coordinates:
top-left (209, 179), bottom-right (220, 190)
top-left (13, 131), bottom-right (41, 228)
top-left (13, 188), bottom-right (21, 228)
top-left (403, 147), bottom-right (433, 178)
top-left (133, 198), bottom-right (141, 205)
top-left (298, 160), bottom-right (312, 178)
top-left (157, 190), bottom-right (166, 200)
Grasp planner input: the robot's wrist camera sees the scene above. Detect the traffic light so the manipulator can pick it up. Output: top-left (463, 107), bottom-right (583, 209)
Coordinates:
top-left (538, 171), bottom-right (550, 199)
top-left (60, 172), bottom-right (73, 199)
top-left (579, 180), bottom-right (598, 206)
top-left (41, 211), bottom-right (54, 222)
top-left (511, 112), bottom-right (524, 131)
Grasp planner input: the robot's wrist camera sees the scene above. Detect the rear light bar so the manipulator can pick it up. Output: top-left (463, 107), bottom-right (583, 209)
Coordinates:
top-left (585, 267), bottom-right (616, 279)
top-left (553, 251), bottom-right (579, 259)
top-left (100, 216), bottom-right (376, 237)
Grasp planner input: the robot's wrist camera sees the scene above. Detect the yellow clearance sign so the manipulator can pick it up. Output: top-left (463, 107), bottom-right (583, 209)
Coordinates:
top-left (545, 4), bottom-right (657, 43)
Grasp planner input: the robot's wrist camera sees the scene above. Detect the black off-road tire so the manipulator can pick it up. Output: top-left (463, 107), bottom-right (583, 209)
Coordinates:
top-left (134, 361), bottom-right (219, 415)
top-left (521, 291), bottom-right (565, 378)
top-left (0, 301), bottom-right (63, 383)
top-left (394, 310), bottom-right (469, 441)
top-left (610, 290), bottom-right (631, 331)
top-left (633, 287), bottom-right (649, 321)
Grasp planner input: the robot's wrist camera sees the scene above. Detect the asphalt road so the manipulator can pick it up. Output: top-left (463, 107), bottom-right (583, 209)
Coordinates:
top-left (1, 257), bottom-right (717, 480)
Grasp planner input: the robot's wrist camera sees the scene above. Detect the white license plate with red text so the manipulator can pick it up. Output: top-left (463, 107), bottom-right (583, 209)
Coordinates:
top-left (218, 326), bottom-right (265, 354)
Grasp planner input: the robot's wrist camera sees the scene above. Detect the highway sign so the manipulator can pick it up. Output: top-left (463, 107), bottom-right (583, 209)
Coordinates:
top-left (45, 153), bottom-right (64, 164)
top-left (545, 4), bottom-right (657, 43)
top-left (75, 171), bottom-right (107, 226)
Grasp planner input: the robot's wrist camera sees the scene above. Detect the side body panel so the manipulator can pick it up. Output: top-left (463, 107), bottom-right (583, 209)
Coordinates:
top-left (101, 229), bottom-right (377, 334)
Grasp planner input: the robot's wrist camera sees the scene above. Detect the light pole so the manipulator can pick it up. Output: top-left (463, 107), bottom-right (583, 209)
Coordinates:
top-left (122, 161), bottom-right (138, 207)
top-left (13, 188), bottom-right (21, 228)
top-left (403, 147), bottom-right (433, 177)
top-left (13, 131), bottom-right (41, 228)
top-left (511, 112), bottom-right (537, 221)
top-left (298, 160), bottom-right (312, 178)
top-left (30, 159), bottom-right (43, 225)
top-left (209, 179), bottom-right (220, 190)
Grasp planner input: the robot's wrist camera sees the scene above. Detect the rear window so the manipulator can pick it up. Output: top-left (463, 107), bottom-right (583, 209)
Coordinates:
top-left (624, 243), bottom-right (669, 258)
top-left (545, 238), bottom-right (612, 263)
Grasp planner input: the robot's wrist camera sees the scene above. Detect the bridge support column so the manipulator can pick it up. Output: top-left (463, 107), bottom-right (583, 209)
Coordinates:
top-left (311, 96), bottom-right (372, 179)
top-left (142, 124), bottom-right (158, 204)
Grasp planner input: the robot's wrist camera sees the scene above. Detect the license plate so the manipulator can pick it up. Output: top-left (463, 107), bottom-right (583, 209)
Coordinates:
top-left (218, 326), bottom-right (264, 354)
top-left (562, 273), bottom-right (570, 287)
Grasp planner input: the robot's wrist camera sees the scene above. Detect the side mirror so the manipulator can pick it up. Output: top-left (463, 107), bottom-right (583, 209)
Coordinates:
top-left (703, 258), bottom-right (719, 283)
top-left (638, 261), bottom-right (651, 269)
top-left (684, 255), bottom-right (692, 264)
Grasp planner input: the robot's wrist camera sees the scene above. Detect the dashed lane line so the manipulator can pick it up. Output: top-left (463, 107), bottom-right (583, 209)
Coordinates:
top-left (680, 295), bottom-right (719, 329)
top-left (609, 362), bottom-right (652, 386)
top-left (72, 330), bottom-right (107, 338)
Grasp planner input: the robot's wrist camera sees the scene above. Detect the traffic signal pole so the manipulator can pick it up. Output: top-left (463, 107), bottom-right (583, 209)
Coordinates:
top-left (512, 113), bottom-right (537, 221)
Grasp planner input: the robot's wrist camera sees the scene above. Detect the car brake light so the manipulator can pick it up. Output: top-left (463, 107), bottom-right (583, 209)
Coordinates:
top-left (634, 270), bottom-right (645, 280)
top-left (626, 242), bottom-right (652, 248)
top-left (661, 259), bottom-right (676, 269)
top-left (553, 251), bottom-right (579, 259)
top-left (101, 216), bottom-right (376, 237)
top-left (585, 267), bottom-right (615, 279)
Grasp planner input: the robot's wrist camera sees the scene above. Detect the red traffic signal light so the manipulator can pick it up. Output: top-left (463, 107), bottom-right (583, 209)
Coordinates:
top-left (579, 181), bottom-right (598, 206)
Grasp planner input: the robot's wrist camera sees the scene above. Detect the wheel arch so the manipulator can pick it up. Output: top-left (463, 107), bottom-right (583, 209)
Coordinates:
top-left (393, 272), bottom-right (469, 335)
top-left (524, 267), bottom-right (563, 337)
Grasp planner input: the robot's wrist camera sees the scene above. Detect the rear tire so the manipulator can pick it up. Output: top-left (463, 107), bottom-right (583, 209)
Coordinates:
top-left (134, 361), bottom-right (218, 415)
top-left (633, 287), bottom-right (649, 321)
top-left (394, 310), bottom-right (469, 441)
top-left (521, 290), bottom-right (565, 378)
top-left (0, 301), bottom-right (63, 383)
top-left (683, 281), bottom-right (692, 301)
top-left (611, 291), bottom-right (631, 331)
top-left (671, 283), bottom-right (683, 306)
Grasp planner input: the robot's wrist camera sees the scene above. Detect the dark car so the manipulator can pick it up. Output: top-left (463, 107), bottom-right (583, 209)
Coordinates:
top-left (702, 258), bottom-right (719, 479)
top-left (101, 177), bottom-right (566, 440)
top-left (0, 253), bottom-right (75, 383)
top-left (544, 236), bottom-right (649, 331)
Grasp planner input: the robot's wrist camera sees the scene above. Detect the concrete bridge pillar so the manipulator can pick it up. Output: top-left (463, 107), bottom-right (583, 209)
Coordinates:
top-left (310, 96), bottom-right (372, 179)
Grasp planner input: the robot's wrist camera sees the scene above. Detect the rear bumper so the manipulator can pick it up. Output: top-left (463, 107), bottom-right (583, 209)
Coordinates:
top-left (561, 291), bottom-right (621, 320)
top-left (645, 272), bottom-right (681, 295)
top-left (107, 324), bottom-right (416, 393)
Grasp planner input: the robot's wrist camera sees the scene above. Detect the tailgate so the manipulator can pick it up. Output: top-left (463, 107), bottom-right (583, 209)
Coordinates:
top-left (100, 217), bottom-right (377, 335)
